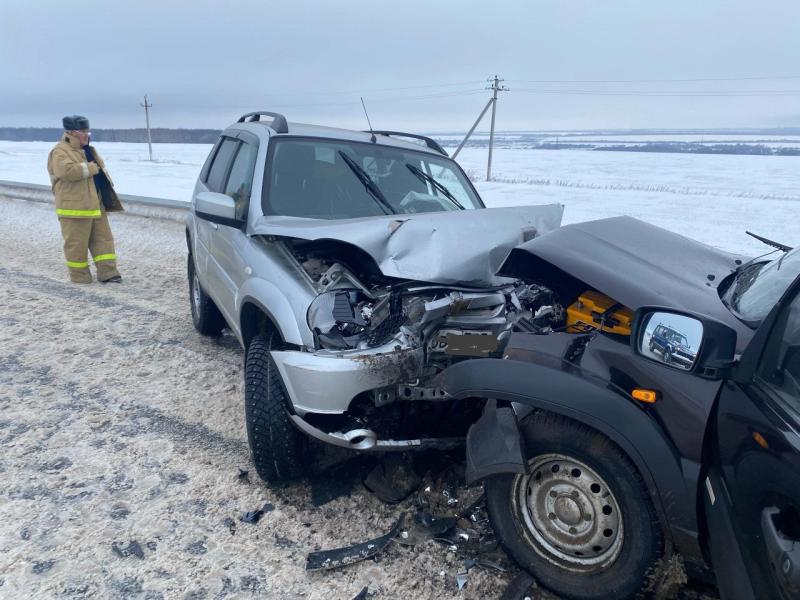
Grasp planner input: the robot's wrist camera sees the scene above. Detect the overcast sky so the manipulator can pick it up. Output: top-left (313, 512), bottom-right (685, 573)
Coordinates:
top-left (2, 0), bottom-right (800, 132)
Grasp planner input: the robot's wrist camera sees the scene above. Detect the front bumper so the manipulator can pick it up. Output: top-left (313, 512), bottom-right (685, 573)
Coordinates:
top-left (270, 341), bottom-right (424, 414)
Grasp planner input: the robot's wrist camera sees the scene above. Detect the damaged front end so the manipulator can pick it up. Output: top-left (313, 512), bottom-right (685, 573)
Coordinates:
top-left (271, 240), bottom-right (563, 450)
top-left (259, 205), bottom-right (566, 451)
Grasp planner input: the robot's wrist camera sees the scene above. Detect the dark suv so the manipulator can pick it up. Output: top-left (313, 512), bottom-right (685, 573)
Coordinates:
top-left (440, 217), bottom-right (800, 599)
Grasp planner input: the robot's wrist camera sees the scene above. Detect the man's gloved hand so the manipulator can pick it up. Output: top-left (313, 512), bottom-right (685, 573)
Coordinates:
top-left (87, 161), bottom-right (100, 176)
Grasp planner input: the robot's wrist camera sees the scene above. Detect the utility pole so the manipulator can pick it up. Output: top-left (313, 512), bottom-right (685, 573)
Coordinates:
top-left (140, 94), bottom-right (153, 161)
top-left (486, 75), bottom-right (508, 181)
top-left (451, 75), bottom-right (508, 182)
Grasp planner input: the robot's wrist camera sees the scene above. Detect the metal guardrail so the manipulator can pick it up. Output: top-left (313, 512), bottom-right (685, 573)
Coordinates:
top-left (0, 179), bottom-right (189, 221)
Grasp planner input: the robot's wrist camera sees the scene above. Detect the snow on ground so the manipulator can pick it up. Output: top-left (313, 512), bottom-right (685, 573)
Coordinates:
top-left (0, 197), bottom-right (517, 600)
top-left (1, 140), bottom-right (797, 256)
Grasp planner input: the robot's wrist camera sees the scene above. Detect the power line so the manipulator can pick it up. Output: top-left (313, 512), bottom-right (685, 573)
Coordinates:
top-left (513, 88), bottom-right (800, 97)
top-left (511, 75), bottom-right (800, 84)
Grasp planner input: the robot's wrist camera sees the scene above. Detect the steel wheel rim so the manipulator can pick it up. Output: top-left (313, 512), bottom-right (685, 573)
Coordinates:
top-left (191, 270), bottom-right (202, 316)
top-left (515, 453), bottom-right (624, 571)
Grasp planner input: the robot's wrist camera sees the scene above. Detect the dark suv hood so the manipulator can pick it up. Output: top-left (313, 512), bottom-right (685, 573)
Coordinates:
top-left (500, 216), bottom-right (750, 331)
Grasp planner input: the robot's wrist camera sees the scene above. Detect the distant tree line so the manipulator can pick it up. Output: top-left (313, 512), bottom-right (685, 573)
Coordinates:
top-left (595, 143), bottom-right (800, 156)
top-left (0, 128), bottom-right (221, 143)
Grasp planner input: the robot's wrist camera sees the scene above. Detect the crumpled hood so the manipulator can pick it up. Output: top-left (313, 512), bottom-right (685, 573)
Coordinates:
top-left (499, 216), bottom-right (750, 332)
top-left (251, 204), bottom-right (564, 286)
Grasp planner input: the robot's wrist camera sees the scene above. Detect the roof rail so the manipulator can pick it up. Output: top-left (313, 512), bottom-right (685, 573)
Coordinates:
top-left (237, 111), bottom-right (289, 133)
top-left (367, 131), bottom-right (448, 156)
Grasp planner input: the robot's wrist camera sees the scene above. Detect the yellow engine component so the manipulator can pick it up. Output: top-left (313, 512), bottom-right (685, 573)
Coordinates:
top-left (566, 291), bottom-right (633, 336)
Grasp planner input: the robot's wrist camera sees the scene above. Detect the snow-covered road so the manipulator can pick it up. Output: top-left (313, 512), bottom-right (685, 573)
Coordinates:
top-left (0, 198), bottom-right (517, 600)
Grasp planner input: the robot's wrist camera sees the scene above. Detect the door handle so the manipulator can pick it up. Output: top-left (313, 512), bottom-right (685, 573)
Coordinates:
top-left (210, 222), bottom-right (218, 230)
top-left (762, 507), bottom-right (800, 595)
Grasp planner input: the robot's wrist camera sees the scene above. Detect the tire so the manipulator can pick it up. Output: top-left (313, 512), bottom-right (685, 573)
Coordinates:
top-left (245, 332), bottom-right (307, 482)
top-left (188, 254), bottom-right (225, 336)
top-left (485, 412), bottom-right (662, 600)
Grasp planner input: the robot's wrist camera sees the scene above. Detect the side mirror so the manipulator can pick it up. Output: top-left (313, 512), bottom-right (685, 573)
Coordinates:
top-left (632, 308), bottom-right (738, 378)
top-left (194, 191), bottom-right (243, 228)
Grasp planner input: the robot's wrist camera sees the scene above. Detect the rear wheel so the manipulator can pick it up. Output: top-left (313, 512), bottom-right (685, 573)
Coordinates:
top-left (245, 332), bottom-right (307, 482)
top-left (188, 254), bottom-right (225, 336)
top-left (485, 413), bottom-right (662, 600)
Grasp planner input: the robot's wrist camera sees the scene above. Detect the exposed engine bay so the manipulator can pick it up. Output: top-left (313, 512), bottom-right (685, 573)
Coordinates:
top-left (277, 236), bottom-right (634, 448)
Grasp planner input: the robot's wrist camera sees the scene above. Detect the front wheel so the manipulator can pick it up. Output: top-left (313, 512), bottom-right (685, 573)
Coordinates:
top-left (485, 413), bottom-right (663, 600)
top-left (245, 332), bottom-right (307, 482)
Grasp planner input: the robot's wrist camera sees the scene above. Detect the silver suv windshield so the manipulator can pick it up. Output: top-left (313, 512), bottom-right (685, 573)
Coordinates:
top-left (728, 246), bottom-right (800, 322)
top-left (263, 138), bottom-right (483, 219)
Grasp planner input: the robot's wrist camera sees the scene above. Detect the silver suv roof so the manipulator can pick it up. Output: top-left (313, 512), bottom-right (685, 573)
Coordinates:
top-left (228, 119), bottom-right (444, 156)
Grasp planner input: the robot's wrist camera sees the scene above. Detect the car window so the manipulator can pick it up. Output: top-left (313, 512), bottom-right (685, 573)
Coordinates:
top-left (200, 139), bottom-right (222, 182)
top-left (206, 138), bottom-right (239, 193)
top-left (224, 142), bottom-right (258, 221)
top-left (263, 138), bottom-right (483, 220)
top-left (759, 290), bottom-right (800, 405)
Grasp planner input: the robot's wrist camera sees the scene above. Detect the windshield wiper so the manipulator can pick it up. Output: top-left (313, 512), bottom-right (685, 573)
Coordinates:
top-left (746, 231), bottom-right (793, 252)
top-left (405, 164), bottom-right (465, 210)
top-left (338, 151), bottom-right (395, 215)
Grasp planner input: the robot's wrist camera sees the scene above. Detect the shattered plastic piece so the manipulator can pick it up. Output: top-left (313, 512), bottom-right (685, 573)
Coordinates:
top-left (237, 468), bottom-right (250, 483)
top-left (363, 455), bottom-right (422, 504)
top-left (305, 514), bottom-right (405, 571)
top-left (111, 541), bottom-right (144, 560)
top-left (456, 571), bottom-right (469, 590)
top-left (240, 502), bottom-right (275, 524)
top-left (500, 571), bottom-right (537, 600)
top-left (351, 586), bottom-right (369, 600)
top-left (442, 487), bottom-right (459, 506)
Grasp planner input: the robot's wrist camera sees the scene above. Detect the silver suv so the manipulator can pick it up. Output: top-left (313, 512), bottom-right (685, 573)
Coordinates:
top-left (186, 112), bottom-right (563, 482)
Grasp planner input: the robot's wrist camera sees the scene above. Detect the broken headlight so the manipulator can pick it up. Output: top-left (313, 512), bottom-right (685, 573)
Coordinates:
top-left (307, 290), bottom-right (374, 350)
top-left (307, 289), bottom-right (409, 350)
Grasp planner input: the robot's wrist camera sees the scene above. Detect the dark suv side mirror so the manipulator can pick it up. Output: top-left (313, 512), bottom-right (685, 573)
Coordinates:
top-left (632, 307), bottom-right (738, 379)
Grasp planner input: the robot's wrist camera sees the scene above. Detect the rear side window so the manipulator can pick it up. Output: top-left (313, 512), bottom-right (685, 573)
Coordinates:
top-left (206, 138), bottom-right (239, 192)
top-left (224, 142), bottom-right (258, 221)
top-left (199, 139), bottom-right (222, 182)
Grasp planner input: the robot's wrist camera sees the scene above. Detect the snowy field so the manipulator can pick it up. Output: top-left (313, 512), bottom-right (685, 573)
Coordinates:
top-left (0, 139), bottom-right (770, 599)
top-left (1, 140), bottom-right (797, 256)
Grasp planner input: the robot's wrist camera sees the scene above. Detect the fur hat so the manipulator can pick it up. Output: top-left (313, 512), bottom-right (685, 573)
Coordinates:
top-left (62, 115), bottom-right (90, 131)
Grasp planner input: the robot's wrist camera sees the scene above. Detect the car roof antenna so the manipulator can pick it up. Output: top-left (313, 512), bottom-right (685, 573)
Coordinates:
top-left (361, 97), bottom-right (376, 143)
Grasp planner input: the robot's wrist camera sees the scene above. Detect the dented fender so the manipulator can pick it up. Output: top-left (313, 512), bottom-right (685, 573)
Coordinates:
top-left (440, 357), bottom-right (704, 563)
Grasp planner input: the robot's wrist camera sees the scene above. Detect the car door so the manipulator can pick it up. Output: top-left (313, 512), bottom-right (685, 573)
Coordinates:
top-left (705, 275), bottom-right (800, 599)
top-left (196, 136), bottom-right (240, 309)
top-left (210, 132), bottom-right (260, 328)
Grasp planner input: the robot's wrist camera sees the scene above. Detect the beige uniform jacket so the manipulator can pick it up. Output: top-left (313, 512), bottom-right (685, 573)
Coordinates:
top-left (47, 135), bottom-right (124, 218)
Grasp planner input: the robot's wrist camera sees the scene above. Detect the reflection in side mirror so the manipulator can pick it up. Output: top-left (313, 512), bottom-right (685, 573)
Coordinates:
top-left (639, 312), bottom-right (703, 372)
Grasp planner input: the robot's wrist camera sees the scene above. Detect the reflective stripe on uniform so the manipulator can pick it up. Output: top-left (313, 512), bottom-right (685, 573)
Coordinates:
top-left (93, 253), bottom-right (116, 262)
top-left (56, 208), bottom-right (102, 217)
top-left (66, 260), bottom-right (89, 269)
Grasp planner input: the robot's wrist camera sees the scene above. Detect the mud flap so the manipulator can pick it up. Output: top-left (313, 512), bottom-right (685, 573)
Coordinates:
top-left (465, 400), bottom-right (526, 485)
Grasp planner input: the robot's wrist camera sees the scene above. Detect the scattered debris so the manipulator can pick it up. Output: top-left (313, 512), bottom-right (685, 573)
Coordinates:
top-left (362, 454), bottom-right (421, 504)
top-left (237, 468), bottom-right (250, 484)
top-left (111, 541), bottom-right (145, 560)
top-left (500, 571), bottom-right (538, 600)
top-left (240, 502), bottom-right (275, 524)
top-left (351, 586), bottom-right (369, 600)
top-left (222, 517), bottom-right (236, 535)
top-left (305, 514), bottom-right (406, 572)
top-left (308, 455), bottom-right (374, 507)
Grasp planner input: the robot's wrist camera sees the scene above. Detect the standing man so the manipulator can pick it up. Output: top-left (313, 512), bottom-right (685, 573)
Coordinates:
top-left (47, 115), bottom-right (124, 284)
